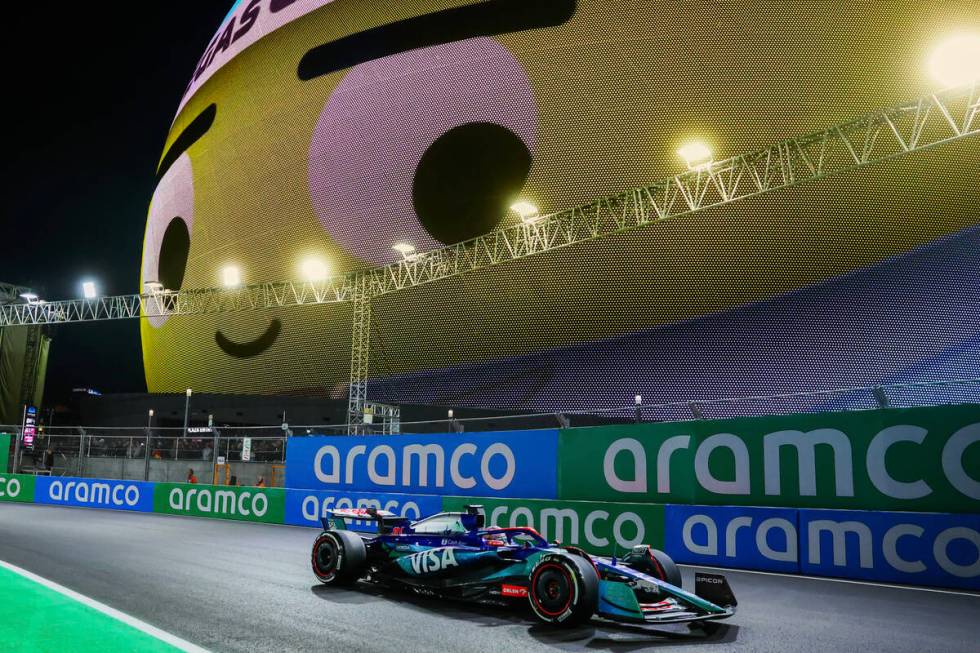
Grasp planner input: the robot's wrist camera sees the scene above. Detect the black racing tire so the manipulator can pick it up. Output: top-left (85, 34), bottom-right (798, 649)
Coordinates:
top-left (527, 553), bottom-right (598, 627)
top-left (626, 545), bottom-right (682, 588)
top-left (311, 530), bottom-right (366, 585)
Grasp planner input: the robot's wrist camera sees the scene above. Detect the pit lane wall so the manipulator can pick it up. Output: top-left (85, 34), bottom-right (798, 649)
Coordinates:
top-left (1, 407), bottom-right (977, 590)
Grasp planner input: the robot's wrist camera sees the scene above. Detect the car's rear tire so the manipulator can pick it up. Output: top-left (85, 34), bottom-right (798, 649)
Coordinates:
top-left (527, 554), bottom-right (598, 627)
top-left (624, 545), bottom-right (682, 588)
top-left (311, 530), bottom-right (366, 585)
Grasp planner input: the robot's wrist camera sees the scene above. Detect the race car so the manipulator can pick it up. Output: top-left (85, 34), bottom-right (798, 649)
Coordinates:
top-left (310, 505), bottom-right (736, 628)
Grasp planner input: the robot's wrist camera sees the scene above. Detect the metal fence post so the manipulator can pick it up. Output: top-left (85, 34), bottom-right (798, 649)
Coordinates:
top-left (872, 386), bottom-right (891, 408)
top-left (144, 410), bottom-right (153, 482)
top-left (211, 427), bottom-right (220, 485)
top-left (78, 430), bottom-right (87, 478)
top-left (688, 401), bottom-right (704, 419)
top-left (12, 427), bottom-right (22, 474)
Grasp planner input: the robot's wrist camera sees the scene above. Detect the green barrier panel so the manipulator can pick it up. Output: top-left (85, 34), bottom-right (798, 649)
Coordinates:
top-left (0, 433), bottom-right (9, 473)
top-left (559, 404), bottom-right (980, 513)
top-left (153, 483), bottom-right (285, 524)
top-left (0, 473), bottom-right (35, 503)
top-left (443, 496), bottom-right (664, 556)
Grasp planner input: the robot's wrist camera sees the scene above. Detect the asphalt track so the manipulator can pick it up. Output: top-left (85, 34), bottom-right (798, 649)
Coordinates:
top-left (1, 504), bottom-right (977, 653)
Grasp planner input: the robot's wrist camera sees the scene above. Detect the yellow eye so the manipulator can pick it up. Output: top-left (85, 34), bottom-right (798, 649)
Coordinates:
top-left (142, 153), bottom-right (194, 328)
top-left (307, 37), bottom-right (537, 265)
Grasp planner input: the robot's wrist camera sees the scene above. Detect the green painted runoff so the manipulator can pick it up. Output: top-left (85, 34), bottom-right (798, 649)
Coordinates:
top-left (0, 565), bottom-right (182, 652)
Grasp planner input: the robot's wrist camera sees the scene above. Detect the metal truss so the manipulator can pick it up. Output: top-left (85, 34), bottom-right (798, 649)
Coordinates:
top-left (347, 276), bottom-right (372, 432)
top-left (1, 84), bottom-right (976, 432)
top-left (364, 82), bottom-right (979, 296)
top-left (0, 278), bottom-right (352, 326)
top-left (0, 282), bottom-right (32, 306)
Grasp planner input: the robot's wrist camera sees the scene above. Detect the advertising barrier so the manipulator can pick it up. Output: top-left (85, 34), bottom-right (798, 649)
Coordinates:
top-left (800, 509), bottom-right (980, 591)
top-left (665, 504), bottom-right (980, 590)
top-left (559, 404), bottom-right (980, 512)
top-left (154, 483), bottom-right (285, 524)
top-left (442, 496), bottom-right (664, 556)
top-left (664, 504), bottom-right (800, 573)
top-left (0, 473), bottom-right (34, 503)
top-left (284, 489), bottom-right (441, 530)
top-left (34, 476), bottom-right (154, 513)
top-left (1, 433), bottom-right (9, 473)
top-left (285, 430), bottom-right (559, 498)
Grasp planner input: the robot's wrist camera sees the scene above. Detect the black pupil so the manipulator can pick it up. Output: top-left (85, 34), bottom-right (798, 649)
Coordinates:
top-left (158, 217), bottom-right (190, 290)
top-left (412, 122), bottom-right (532, 245)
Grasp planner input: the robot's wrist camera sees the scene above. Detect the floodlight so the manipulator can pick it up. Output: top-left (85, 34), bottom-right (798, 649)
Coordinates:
top-left (186, 388), bottom-right (193, 397)
top-left (144, 282), bottom-right (165, 294)
top-left (19, 293), bottom-right (39, 304)
top-left (392, 242), bottom-right (417, 259)
top-left (221, 266), bottom-right (241, 287)
top-left (511, 201), bottom-right (542, 224)
top-left (301, 258), bottom-right (329, 282)
top-left (635, 395), bottom-right (643, 405)
top-left (82, 281), bottom-right (97, 299)
top-left (677, 142), bottom-right (713, 170)
top-left (929, 34), bottom-right (980, 88)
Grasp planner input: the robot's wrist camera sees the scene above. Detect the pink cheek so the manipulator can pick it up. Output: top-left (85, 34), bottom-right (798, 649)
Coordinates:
top-left (308, 36), bottom-right (538, 266)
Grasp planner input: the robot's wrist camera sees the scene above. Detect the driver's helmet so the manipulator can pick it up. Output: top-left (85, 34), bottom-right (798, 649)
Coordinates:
top-left (482, 531), bottom-right (506, 547)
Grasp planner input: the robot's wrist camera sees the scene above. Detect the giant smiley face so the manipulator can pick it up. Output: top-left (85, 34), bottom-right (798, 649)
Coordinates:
top-left (141, 1), bottom-right (980, 408)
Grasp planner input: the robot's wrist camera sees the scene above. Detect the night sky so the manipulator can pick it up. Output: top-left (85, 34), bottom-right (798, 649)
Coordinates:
top-left (3, 3), bottom-right (229, 402)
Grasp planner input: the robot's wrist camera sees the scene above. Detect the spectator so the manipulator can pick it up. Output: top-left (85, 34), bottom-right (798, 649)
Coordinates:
top-left (187, 468), bottom-right (198, 484)
top-left (39, 447), bottom-right (55, 470)
top-left (255, 476), bottom-right (266, 488)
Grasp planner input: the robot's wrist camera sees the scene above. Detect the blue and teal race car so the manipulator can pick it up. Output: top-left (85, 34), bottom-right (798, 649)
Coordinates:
top-left (310, 505), bottom-right (736, 628)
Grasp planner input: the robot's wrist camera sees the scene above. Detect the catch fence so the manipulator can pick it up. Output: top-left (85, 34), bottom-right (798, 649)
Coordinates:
top-left (3, 377), bottom-right (978, 484)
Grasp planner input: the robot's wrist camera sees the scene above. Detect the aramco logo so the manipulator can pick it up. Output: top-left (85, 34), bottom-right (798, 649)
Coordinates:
top-left (47, 480), bottom-right (140, 507)
top-left (0, 476), bottom-right (23, 498)
top-left (168, 487), bottom-right (269, 517)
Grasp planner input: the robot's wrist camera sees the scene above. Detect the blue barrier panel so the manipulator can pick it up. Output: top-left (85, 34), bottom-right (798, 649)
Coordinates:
top-left (664, 504), bottom-right (800, 573)
top-left (284, 489), bottom-right (442, 530)
top-left (285, 430), bottom-right (559, 498)
top-left (800, 509), bottom-right (980, 590)
top-left (34, 476), bottom-right (155, 513)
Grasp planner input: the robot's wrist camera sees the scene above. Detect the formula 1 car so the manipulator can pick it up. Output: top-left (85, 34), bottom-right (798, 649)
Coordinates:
top-left (310, 506), bottom-right (736, 628)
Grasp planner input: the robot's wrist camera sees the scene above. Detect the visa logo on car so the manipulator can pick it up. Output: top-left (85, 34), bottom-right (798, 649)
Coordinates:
top-left (407, 547), bottom-right (458, 574)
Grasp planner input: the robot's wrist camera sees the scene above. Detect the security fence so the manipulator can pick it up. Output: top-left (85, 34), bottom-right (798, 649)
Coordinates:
top-left (3, 377), bottom-right (978, 483)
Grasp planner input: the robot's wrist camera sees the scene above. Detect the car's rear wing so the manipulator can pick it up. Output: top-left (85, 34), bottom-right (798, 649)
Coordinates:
top-left (321, 508), bottom-right (411, 534)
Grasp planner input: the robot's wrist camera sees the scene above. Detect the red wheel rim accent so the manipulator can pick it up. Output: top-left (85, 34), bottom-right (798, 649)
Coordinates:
top-left (312, 535), bottom-right (338, 578)
top-left (530, 562), bottom-right (574, 617)
top-left (647, 550), bottom-right (666, 580)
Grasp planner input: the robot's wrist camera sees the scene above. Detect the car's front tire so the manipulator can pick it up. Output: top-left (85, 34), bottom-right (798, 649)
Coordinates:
top-left (527, 554), bottom-right (598, 627)
top-left (311, 530), bottom-right (366, 585)
top-left (623, 545), bottom-right (682, 588)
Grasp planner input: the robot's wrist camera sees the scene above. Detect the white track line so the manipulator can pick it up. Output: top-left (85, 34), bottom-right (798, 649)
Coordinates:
top-left (680, 563), bottom-right (980, 597)
top-left (0, 560), bottom-right (210, 653)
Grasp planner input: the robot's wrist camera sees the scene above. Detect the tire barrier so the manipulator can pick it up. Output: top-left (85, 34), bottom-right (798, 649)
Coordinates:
top-left (2, 405), bottom-right (977, 589)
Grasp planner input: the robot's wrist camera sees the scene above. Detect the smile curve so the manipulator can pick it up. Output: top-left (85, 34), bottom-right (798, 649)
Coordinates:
top-left (215, 319), bottom-right (282, 358)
